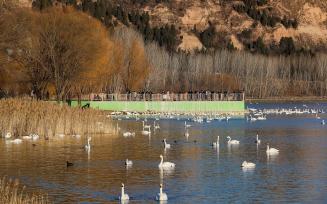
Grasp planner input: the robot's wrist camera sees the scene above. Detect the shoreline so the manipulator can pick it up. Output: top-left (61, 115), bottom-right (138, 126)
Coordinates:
top-left (246, 96), bottom-right (327, 103)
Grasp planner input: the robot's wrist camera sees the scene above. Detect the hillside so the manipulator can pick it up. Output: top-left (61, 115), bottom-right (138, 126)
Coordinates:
top-left (22, 0), bottom-right (327, 53)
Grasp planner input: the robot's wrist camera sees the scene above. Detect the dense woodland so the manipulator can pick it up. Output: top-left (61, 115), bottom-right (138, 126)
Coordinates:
top-left (0, 1), bottom-right (327, 100)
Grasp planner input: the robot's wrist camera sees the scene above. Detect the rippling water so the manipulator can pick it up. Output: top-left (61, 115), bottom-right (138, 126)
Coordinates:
top-left (1, 102), bottom-right (327, 203)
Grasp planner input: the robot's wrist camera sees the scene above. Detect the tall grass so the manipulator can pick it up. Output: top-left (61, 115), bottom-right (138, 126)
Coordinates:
top-left (0, 176), bottom-right (51, 204)
top-left (0, 98), bottom-right (114, 138)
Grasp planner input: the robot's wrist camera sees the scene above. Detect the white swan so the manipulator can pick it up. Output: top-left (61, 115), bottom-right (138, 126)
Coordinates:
top-left (158, 155), bottom-right (175, 170)
top-left (125, 159), bottom-right (133, 166)
top-left (5, 132), bottom-right (11, 139)
top-left (84, 137), bottom-right (91, 151)
top-left (156, 184), bottom-right (168, 201)
top-left (184, 129), bottom-right (189, 137)
top-left (72, 134), bottom-right (81, 139)
top-left (11, 139), bottom-right (22, 144)
top-left (255, 134), bottom-right (261, 144)
top-left (141, 126), bottom-right (151, 136)
top-left (322, 120), bottom-right (325, 125)
top-left (227, 136), bottom-right (239, 144)
top-left (31, 134), bottom-right (39, 140)
top-left (154, 121), bottom-right (160, 130)
top-left (142, 121), bottom-right (151, 130)
top-left (266, 144), bottom-right (279, 155)
top-left (123, 132), bottom-right (135, 137)
top-left (212, 136), bottom-right (219, 147)
top-left (163, 139), bottom-right (171, 149)
top-left (241, 161), bottom-right (256, 168)
top-left (119, 183), bottom-right (129, 201)
top-left (22, 135), bottom-right (32, 140)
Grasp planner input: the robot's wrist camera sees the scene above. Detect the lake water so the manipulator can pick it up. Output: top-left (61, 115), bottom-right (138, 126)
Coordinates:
top-left (1, 102), bottom-right (327, 203)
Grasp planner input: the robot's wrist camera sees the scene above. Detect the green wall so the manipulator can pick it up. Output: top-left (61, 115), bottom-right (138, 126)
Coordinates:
top-left (71, 101), bottom-right (245, 113)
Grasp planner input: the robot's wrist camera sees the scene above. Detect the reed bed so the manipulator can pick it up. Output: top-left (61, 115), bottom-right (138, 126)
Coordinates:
top-left (0, 98), bottom-right (114, 138)
top-left (0, 176), bottom-right (51, 204)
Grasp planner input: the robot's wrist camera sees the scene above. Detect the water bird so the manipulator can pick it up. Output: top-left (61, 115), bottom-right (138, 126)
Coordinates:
top-left (142, 121), bottom-right (151, 130)
top-left (184, 129), bottom-right (189, 137)
top-left (10, 139), bottom-right (22, 144)
top-left (266, 143), bottom-right (279, 155)
top-left (141, 126), bottom-right (151, 136)
top-left (119, 183), bottom-right (129, 201)
top-left (255, 134), bottom-right (261, 144)
top-left (158, 155), bottom-right (175, 170)
top-left (174, 140), bottom-right (177, 143)
top-left (154, 121), bottom-right (160, 130)
top-left (5, 132), bottom-right (11, 139)
top-left (125, 159), bottom-right (133, 166)
top-left (241, 161), bottom-right (256, 168)
top-left (57, 133), bottom-right (65, 138)
top-left (212, 136), bottom-right (219, 147)
top-left (66, 161), bottom-right (73, 167)
top-left (84, 137), bottom-right (92, 151)
top-left (322, 120), bottom-right (325, 125)
top-left (184, 121), bottom-right (191, 128)
top-left (123, 132), bottom-right (135, 137)
top-left (227, 136), bottom-right (240, 144)
top-left (156, 184), bottom-right (168, 201)
top-left (163, 139), bottom-right (171, 149)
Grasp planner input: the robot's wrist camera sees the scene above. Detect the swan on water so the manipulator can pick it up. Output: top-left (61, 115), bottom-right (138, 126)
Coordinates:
top-left (119, 183), bottom-right (129, 201)
top-left (266, 143), bottom-right (279, 155)
top-left (142, 121), bottom-right (151, 130)
top-left (163, 139), bottom-right (171, 149)
top-left (156, 184), bottom-right (168, 201)
top-left (5, 132), bottom-right (11, 139)
top-left (227, 136), bottom-right (240, 144)
top-left (322, 120), bottom-right (325, 125)
top-left (255, 134), bottom-right (261, 144)
top-left (84, 137), bottom-right (91, 151)
top-left (123, 132), bottom-right (135, 137)
top-left (184, 121), bottom-right (191, 128)
top-left (11, 139), bottom-right (22, 144)
top-left (241, 161), bottom-right (256, 168)
top-left (212, 136), bottom-right (219, 147)
top-left (125, 159), bottom-right (133, 166)
top-left (141, 126), bottom-right (151, 136)
top-left (154, 121), bottom-right (160, 130)
top-left (158, 155), bottom-right (175, 170)
top-left (184, 129), bottom-right (189, 137)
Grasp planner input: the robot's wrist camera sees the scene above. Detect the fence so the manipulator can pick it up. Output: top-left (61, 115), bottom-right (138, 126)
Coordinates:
top-left (86, 92), bottom-right (245, 102)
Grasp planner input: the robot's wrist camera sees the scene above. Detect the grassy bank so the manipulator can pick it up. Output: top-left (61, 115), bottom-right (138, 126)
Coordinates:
top-left (0, 98), bottom-right (114, 138)
top-left (0, 176), bottom-right (50, 204)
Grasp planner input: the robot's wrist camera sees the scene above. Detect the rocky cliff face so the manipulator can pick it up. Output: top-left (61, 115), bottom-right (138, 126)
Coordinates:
top-left (117, 0), bottom-right (327, 52)
top-left (22, 0), bottom-right (327, 52)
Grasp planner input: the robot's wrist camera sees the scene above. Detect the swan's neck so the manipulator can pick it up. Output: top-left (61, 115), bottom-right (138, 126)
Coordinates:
top-left (228, 137), bottom-right (231, 142)
top-left (121, 186), bottom-right (124, 197)
top-left (217, 137), bottom-right (219, 143)
top-left (267, 145), bottom-right (269, 150)
top-left (160, 187), bottom-right (163, 195)
top-left (87, 139), bottom-right (90, 147)
top-left (256, 135), bottom-right (258, 140)
top-left (164, 140), bottom-right (167, 145)
top-left (160, 157), bottom-right (163, 165)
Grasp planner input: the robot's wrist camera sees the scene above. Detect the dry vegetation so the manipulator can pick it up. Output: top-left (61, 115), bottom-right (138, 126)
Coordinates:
top-left (0, 98), bottom-right (114, 138)
top-left (0, 2), bottom-right (327, 99)
top-left (0, 176), bottom-right (51, 204)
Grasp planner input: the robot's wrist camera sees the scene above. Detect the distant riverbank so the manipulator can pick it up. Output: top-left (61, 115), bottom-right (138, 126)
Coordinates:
top-left (246, 96), bottom-right (327, 103)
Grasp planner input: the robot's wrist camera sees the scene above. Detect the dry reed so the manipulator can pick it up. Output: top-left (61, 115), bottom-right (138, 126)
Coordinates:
top-left (0, 98), bottom-right (114, 138)
top-left (0, 176), bottom-right (51, 204)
